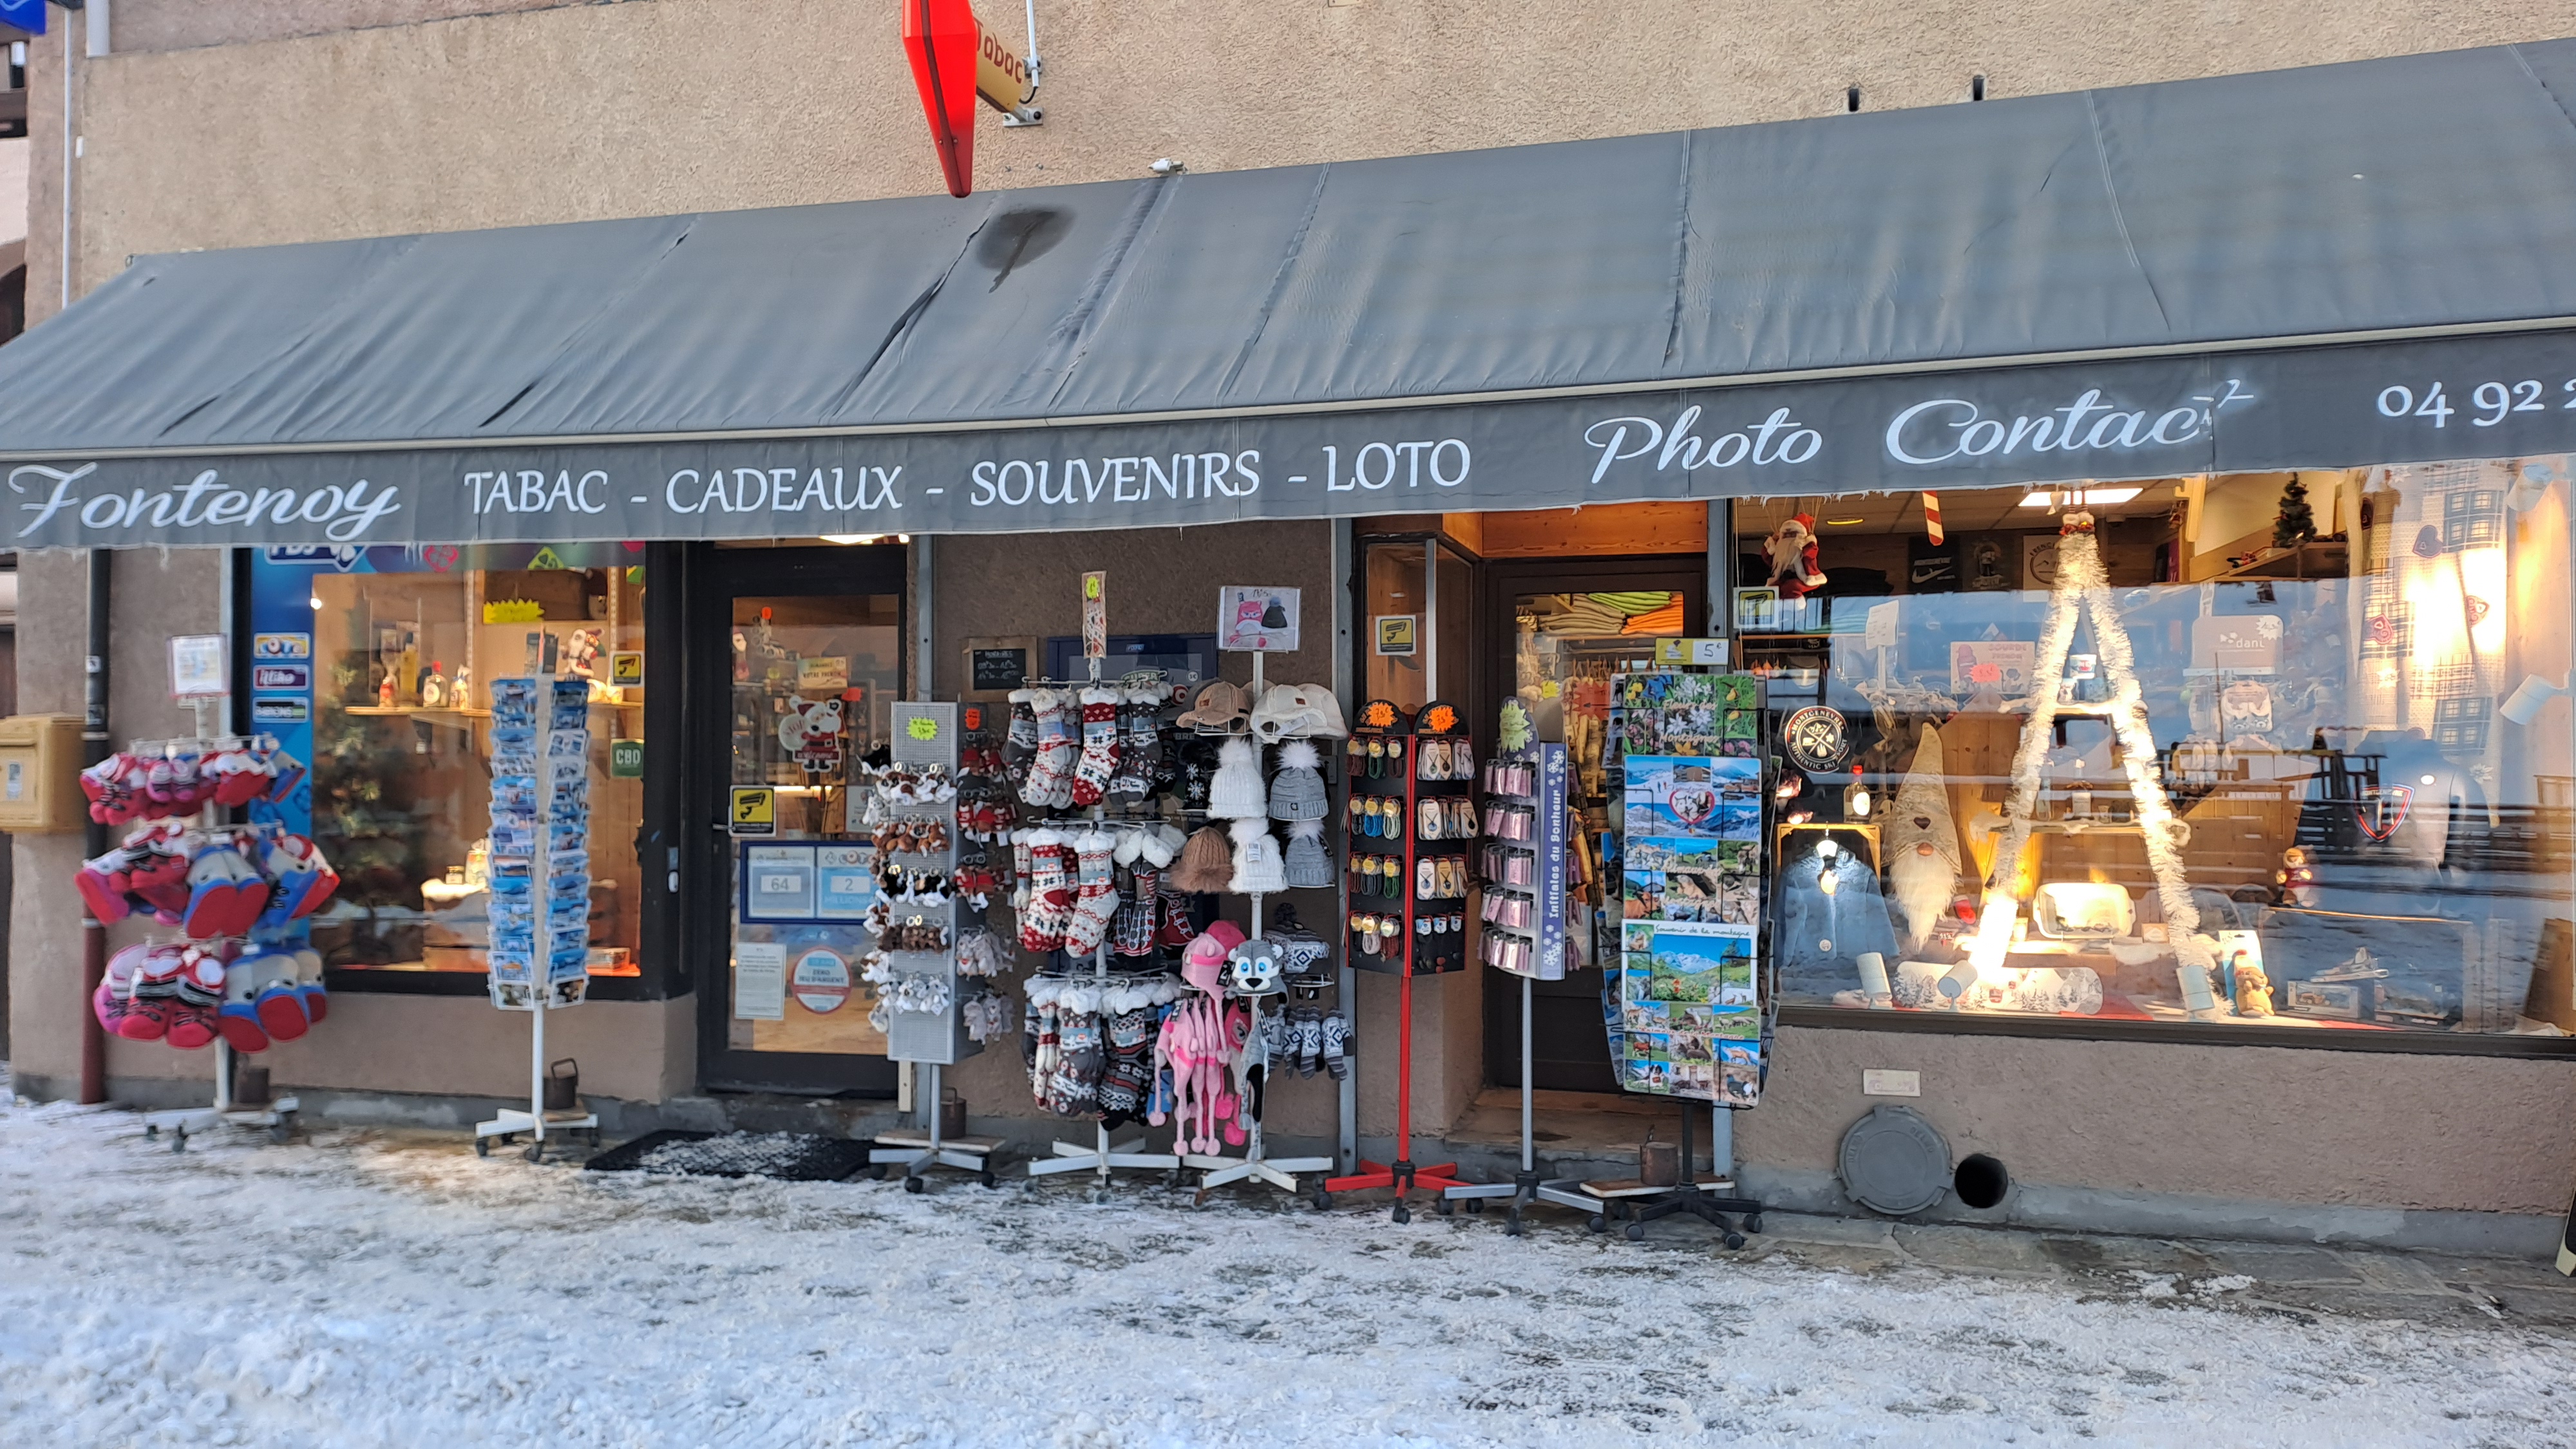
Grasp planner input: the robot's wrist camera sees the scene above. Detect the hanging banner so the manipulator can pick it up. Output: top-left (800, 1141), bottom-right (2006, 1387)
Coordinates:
top-left (8, 329), bottom-right (2576, 550)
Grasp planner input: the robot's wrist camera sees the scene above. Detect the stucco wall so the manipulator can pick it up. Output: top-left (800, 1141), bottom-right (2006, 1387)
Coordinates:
top-left (20, 1), bottom-right (2576, 325)
top-left (1745, 1025), bottom-right (2576, 1217)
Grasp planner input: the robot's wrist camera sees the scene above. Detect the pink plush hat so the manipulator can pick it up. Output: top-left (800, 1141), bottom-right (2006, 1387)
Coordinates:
top-left (1182, 920), bottom-right (1247, 994)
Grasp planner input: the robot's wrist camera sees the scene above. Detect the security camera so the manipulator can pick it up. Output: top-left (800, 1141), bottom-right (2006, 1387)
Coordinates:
top-left (1148, 158), bottom-right (1185, 175)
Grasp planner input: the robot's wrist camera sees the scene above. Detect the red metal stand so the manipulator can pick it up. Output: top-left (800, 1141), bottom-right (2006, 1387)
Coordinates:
top-left (1321, 950), bottom-right (1466, 1221)
top-left (1321, 719), bottom-right (1470, 1222)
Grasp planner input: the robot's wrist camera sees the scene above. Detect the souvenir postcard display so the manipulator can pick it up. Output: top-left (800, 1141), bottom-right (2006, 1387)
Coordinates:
top-left (1605, 672), bottom-right (1768, 1105)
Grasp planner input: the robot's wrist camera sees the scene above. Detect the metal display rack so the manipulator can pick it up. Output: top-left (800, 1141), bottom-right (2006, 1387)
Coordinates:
top-left (133, 693), bottom-right (305, 1151)
top-left (1444, 741), bottom-right (1595, 1231)
top-left (1029, 657), bottom-right (1185, 1195)
top-left (1323, 710), bottom-right (1472, 1220)
top-left (1180, 650), bottom-right (1332, 1199)
top-left (871, 701), bottom-right (1001, 1189)
top-left (474, 674), bottom-right (598, 1162)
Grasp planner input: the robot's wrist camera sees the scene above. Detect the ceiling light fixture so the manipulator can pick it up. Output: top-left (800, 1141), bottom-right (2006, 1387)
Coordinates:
top-left (821, 535), bottom-right (883, 545)
top-left (2018, 486), bottom-right (2142, 507)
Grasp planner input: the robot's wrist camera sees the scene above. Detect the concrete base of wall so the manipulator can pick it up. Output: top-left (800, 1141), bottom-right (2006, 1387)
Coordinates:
top-left (1734, 1166), bottom-right (2566, 1261)
top-left (25, 1074), bottom-right (2558, 1260)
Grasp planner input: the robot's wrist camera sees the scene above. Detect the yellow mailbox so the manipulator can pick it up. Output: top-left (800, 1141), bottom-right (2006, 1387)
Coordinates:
top-left (0, 715), bottom-right (91, 833)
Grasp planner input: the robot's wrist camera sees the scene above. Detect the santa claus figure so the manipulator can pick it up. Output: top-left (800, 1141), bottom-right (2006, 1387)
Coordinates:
top-left (1765, 513), bottom-right (1828, 598)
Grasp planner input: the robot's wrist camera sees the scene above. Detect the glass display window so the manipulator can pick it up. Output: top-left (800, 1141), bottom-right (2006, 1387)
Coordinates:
top-left (1728, 461), bottom-right (2575, 1038)
top-left (247, 547), bottom-right (650, 982)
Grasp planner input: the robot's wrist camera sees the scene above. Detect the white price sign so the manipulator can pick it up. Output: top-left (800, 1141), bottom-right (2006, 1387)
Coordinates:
top-left (168, 634), bottom-right (229, 699)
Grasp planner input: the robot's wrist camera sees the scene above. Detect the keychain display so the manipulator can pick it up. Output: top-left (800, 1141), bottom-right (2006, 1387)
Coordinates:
top-left (1343, 701), bottom-right (1473, 975)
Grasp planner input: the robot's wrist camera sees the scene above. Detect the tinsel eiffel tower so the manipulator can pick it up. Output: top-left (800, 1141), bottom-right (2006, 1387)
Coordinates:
top-left (1965, 511), bottom-right (2222, 1016)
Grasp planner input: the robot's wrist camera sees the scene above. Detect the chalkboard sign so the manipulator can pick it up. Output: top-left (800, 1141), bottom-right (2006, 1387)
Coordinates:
top-left (961, 636), bottom-right (1036, 699)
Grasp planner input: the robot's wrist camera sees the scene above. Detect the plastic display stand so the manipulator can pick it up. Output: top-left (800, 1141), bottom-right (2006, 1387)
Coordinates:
top-left (1445, 743), bottom-right (1595, 1232)
top-left (1324, 713), bottom-right (1472, 1221)
top-left (870, 701), bottom-right (998, 1191)
top-left (474, 674), bottom-right (598, 1162)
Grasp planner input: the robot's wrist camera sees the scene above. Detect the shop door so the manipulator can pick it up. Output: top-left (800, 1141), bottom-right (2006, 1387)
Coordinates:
top-left (1481, 558), bottom-right (1707, 1092)
top-left (688, 545), bottom-right (909, 1096)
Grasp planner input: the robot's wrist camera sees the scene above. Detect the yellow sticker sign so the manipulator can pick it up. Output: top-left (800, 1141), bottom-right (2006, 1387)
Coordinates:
top-left (609, 651), bottom-right (645, 688)
top-left (728, 786), bottom-right (777, 837)
top-left (481, 599), bottom-right (544, 624)
top-left (906, 717), bottom-right (941, 741)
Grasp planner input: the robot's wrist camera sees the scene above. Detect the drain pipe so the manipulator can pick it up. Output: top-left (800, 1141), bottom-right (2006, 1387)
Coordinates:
top-left (78, 549), bottom-right (110, 1104)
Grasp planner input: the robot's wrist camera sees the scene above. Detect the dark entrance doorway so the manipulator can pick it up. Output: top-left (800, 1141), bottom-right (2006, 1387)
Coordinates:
top-left (1479, 556), bottom-right (1708, 1092)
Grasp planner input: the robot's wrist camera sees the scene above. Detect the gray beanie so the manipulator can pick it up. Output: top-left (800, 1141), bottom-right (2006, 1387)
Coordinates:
top-left (1283, 817), bottom-right (1333, 889)
top-left (1268, 739), bottom-right (1330, 821)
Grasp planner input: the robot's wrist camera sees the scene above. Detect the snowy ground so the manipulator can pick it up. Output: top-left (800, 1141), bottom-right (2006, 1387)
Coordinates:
top-left (2, 1088), bottom-right (2570, 1447)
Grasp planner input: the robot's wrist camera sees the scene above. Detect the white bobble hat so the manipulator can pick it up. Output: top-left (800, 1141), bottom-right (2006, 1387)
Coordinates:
top-left (1228, 817), bottom-right (1287, 895)
top-left (1206, 737), bottom-right (1269, 820)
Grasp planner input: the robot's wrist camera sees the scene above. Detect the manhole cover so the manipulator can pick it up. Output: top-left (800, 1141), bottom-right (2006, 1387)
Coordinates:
top-left (1839, 1104), bottom-right (1951, 1215)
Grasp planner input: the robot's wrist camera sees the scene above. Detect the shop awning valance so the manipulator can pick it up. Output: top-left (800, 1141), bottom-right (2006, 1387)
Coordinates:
top-left (3, 39), bottom-right (2574, 547)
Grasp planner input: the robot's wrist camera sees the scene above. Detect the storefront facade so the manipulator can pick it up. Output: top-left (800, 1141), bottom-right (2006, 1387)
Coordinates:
top-left (6, 12), bottom-right (2576, 1251)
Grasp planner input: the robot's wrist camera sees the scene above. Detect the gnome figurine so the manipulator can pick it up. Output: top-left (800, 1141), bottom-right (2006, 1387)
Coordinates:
top-left (1765, 513), bottom-right (1829, 598)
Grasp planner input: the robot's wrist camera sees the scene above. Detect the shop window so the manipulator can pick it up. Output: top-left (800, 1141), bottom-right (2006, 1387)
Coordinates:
top-left (247, 549), bottom-right (650, 984)
top-left (1726, 461), bottom-right (2575, 1039)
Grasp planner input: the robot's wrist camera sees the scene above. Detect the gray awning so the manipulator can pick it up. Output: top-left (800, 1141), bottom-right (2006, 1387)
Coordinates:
top-left (2, 39), bottom-right (2574, 547)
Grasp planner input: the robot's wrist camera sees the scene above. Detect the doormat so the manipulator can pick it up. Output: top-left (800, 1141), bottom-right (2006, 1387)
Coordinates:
top-left (582, 1129), bottom-right (875, 1182)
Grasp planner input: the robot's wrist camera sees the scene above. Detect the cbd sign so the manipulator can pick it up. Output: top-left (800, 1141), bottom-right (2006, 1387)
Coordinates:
top-left (902, 0), bottom-right (1039, 198)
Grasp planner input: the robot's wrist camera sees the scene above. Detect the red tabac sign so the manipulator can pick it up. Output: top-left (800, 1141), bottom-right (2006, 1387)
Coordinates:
top-left (902, 0), bottom-right (1037, 198)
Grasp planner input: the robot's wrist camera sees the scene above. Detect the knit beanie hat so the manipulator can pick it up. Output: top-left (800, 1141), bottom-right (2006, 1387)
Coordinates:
top-left (1267, 739), bottom-right (1329, 821)
top-left (1228, 817), bottom-right (1287, 895)
top-left (1283, 817), bottom-right (1332, 889)
top-left (1172, 825), bottom-right (1235, 893)
top-left (1207, 737), bottom-right (1268, 819)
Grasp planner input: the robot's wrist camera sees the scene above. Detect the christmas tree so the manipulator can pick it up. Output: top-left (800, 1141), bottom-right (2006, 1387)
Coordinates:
top-left (2273, 475), bottom-right (2316, 549)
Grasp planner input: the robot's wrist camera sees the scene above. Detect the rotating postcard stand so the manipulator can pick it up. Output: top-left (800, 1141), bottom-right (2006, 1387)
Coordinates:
top-left (1323, 706), bottom-right (1472, 1222)
top-left (1184, 650), bottom-right (1333, 1199)
top-left (869, 702), bottom-right (1000, 1189)
top-left (140, 692), bottom-right (303, 1150)
top-left (1030, 656), bottom-right (1184, 1196)
top-left (1442, 743), bottom-right (1595, 1233)
top-left (474, 675), bottom-right (599, 1162)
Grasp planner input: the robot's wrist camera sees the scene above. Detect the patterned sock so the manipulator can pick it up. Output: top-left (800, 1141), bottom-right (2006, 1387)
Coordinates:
top-left (1070, 686), bottom-right (1121, 808)
top-left (1016, 830), bottom-right (1072, 953)
top-left (1021, 690), bottom-right (1075, 808)
top-left (1061, 829), bottom-right (1120, 957)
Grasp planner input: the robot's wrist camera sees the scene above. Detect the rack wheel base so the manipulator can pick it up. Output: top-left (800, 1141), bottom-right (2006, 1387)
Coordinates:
top-left (1464, 1197), bottom-right (1484, 1215)
top-left (1311, 1189), bottom-right (1332, 1212)
top-left (1625, 1222), bottom-right (1646, 1242)
top-left (170, 1128), bottom-right (189, 1155)
top-left (1505, 1209), bottom-right (1524, 1237)
top-left (1744, 1215), bottom-right (1763, 1234)
top-left (980, 1170), bottom-right (998, 1190)
top-left (1435, 1196), bottom-right (1454, 1218)
top-left (523, 1142), bottom-right (544, 1163)
top-left (1723, 1231), bottom-right (1748, 1250)
top-left (1392, 1203), bottom-right (1411, 1224)
top-left (1587, 1213), bottom-right (1607, 1234)
top-left (475, 1136), bottom-right (490, 1157)
top-left (904, 1175), bottom-right (925, 1195)
top-left (268, 1120), bottom-right (295, 1146)
top-left (1193, 1188), bottom-right (1212, 1208)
